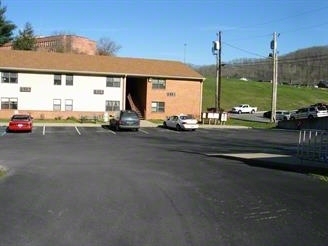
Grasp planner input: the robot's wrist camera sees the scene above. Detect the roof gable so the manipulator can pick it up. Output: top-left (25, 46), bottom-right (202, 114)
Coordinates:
top-left (0, 50), bottom-right (204, 80)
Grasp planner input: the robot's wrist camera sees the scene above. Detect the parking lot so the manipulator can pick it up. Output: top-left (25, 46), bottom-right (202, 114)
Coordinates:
top-left (2, 126), bottom-right (328, 246)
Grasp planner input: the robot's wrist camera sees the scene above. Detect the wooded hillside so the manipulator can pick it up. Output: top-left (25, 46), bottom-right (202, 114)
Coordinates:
top-left (196, 46), bottom-right (328, 86)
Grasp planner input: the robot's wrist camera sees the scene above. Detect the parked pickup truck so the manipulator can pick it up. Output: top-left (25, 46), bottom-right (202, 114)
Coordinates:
top-left (231, 104), bottom-right (257, 114)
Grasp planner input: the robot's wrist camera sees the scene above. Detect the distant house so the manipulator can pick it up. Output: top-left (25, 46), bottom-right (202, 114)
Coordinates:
top-left (0, 50), bottom-right (204, 120)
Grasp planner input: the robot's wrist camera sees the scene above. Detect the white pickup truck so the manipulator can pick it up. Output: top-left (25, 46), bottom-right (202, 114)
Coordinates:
top-left (231, 104), bottom-right (257, 114)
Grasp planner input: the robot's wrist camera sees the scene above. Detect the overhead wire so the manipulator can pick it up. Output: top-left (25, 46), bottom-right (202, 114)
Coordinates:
top-left (222, 5), bottom-right (328, 61)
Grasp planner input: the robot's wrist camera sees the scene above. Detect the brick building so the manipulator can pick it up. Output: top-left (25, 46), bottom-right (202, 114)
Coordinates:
top-left (0, 35), bottom-right (96, 55)
top-left (0, 50), bottom-right (204, 120)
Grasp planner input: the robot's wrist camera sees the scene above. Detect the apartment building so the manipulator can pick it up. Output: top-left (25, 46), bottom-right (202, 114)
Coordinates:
top-left (0, 50), bottom-right (204, 120)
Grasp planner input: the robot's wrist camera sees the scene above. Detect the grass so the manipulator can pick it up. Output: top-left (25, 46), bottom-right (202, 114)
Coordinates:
top-left (0, 166), bottom-right (7, 178)
top-left (203, 77), bottom-right (328, 112)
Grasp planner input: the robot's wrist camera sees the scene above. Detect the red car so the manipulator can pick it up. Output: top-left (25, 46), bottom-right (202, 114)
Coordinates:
top-left (7, 114), bottom-right (33, 132)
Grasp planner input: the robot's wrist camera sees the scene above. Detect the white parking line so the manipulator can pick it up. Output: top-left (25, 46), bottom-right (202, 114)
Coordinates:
top-left (75, 126), bottom-right (81, 135)
top-left (139, 129), bottom-right (149, 134)
top-left (43, 125), bottom-right (46, 135)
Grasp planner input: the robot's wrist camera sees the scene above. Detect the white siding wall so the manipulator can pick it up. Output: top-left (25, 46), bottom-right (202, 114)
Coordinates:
top-left (0, 72), bottom-right (124, 112)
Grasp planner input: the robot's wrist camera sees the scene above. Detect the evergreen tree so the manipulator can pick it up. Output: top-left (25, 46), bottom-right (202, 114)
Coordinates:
top-left (12, 22), bottom-right (36, 50)
top-left (0, 0), bottom-right (16, 46)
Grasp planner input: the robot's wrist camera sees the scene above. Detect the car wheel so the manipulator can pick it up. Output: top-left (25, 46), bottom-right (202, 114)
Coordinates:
top-left (176, 124), bottom-right (182, 131)
top-left (308, 115), bottom-right (314, 119)
top-left (238, 110), bottom-right (242, 114)
top-left (135, 128), bottom-right (139, 131)
top-left (115, 124), bottom-right (119, 131)
top-left (191, 129), bottom-right (196, 131)
top-left (163, 122), bottom-right (167, 128)
top-left (290, 116), bottom-right (295, 120)
top-left (251, 110), bottom-right (255, 114)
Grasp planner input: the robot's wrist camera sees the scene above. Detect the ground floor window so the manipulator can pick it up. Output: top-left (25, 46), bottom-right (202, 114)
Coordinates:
top-left (53, 99), bottom-right (61, 111)
top-left (1, 97), bottom-right (18, 109)
top-left (65, 99), bottom-right (73, 111)
top-left (106, 100), bottom-right (120, 111)
top-left (151, 101), bottom-right (165, 112)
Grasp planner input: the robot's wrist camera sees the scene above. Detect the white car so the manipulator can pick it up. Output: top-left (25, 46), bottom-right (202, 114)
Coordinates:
top-left (163, 114), bottom-right (199, 131)
top-left (290, 106), bottom-right (328, 120)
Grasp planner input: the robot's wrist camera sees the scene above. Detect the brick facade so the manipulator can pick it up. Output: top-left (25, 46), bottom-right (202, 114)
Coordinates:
top-left (0, 35), bottom-right (96, 55)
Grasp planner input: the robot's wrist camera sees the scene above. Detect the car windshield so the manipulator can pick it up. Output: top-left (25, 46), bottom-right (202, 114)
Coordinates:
top-left (122, 112), bottom-right (138, 119)
top-left (11, 115), bottom-right (30, 121)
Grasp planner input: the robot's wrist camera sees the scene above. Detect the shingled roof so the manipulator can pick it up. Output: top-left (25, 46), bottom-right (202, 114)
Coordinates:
top-left (0, 50), bottom-right (204, 81)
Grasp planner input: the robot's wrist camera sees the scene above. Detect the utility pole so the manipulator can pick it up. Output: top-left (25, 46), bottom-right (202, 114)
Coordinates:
top-left (270, 32), bottom-right (278, 123)
top-left (218, 31), bottom-right (222, 112)
top-left (212, 31), bottom-right (221, 112)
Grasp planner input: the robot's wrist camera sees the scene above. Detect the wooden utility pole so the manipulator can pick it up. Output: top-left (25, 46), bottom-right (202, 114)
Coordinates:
top-left (271, 32), bottom-right (278, 123)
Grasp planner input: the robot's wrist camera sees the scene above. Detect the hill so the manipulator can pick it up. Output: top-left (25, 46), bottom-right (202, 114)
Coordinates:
top-left (197, 45), bottom-right (328, 86)
top-left (203, 77), bottom-right (328, 112)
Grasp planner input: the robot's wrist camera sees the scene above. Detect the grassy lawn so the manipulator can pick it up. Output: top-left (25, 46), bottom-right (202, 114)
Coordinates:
top-left (203, 77), bottom-right (328, 112)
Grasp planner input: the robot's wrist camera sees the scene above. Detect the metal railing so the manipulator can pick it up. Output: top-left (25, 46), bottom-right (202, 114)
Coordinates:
top-left (297, 129), bottom-right (328, 163)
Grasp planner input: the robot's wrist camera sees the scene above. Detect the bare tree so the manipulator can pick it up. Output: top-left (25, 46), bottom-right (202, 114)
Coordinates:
top-left (96, 37), bottom-right (121, 56)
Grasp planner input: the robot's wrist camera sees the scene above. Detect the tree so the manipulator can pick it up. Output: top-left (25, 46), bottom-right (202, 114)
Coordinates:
top-left (96, 37), bottom-right (121, 56)
top-left (12, 22), bottom-right (36, 50)
top-left (0, 0), bottom-right (16, 46)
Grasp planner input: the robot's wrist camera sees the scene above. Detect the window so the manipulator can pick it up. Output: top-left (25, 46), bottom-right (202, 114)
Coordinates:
top-left (1, 72), bottom-right (18, 83)
top-left (53, 99), bottom-right (61, 111)
top-left (152, 79), bottom-right (166, 89)
top-left (54, 74), bottom-right (61, 85)
top-left (66, 75), bottom-right (73, 86)
top-left (106, 77), bottom-right (121, 87)
top-left (105, 100), bottom-right (120, 111)
top-left (94, 89), bottom-right (104, 95)
top-left (65, 99), bottom-right (73, 111)
top-left (20, 87), bottom-right (31, 92)
top-left (1, 97), bottom-right (18, 109)
top-left (151, 101), bottom-right (165, 112)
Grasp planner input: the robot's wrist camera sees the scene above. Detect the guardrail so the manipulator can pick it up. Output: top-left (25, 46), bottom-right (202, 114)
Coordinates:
top-left (297, 129), bottom-right (328, 163)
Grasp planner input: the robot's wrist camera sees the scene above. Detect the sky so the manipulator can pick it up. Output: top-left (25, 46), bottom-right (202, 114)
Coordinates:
top-left (2, 0), bottom-right (328, 65)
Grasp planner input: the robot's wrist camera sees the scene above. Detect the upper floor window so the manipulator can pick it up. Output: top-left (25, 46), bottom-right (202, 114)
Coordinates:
top-left (66, 75), bottom-right (73, 86)
top-left (1, 72), bottom-right (18, 83)
top-left (152, 79), bottom-right (166, 89)
top-left (106, 77), bottom-right (121, 87)
top-left (54, 74), bottom-right (61, 85)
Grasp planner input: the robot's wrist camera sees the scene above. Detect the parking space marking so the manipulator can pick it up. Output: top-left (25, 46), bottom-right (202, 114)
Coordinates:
top-left (95, 129), bottom-right (116, 135)
top-left (139, 129), bottom-right (149, 134)
top-left (160, 129), bottom-right (181, 134)
top-left (43, 125), bottom-right (46, 135)
top-left (75, 126), bottom-right (81, 135)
